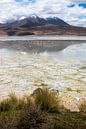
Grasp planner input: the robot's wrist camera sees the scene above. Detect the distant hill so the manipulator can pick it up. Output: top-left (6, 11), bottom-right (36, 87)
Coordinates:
top-left (0, 15), bottom-right (86, 36)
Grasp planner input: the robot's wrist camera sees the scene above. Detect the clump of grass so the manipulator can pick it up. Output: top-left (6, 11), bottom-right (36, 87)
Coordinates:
top-left (0, 93), bottom-right (18, 112)
top-left (0, 93), bottom-right (25, 112)
top-left (35, 88), bottom-right (60, 113)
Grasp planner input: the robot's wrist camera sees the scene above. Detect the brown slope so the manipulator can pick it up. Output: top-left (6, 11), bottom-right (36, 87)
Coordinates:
top-left (0, 24), bottom-right (86, 36)
top-left (5, 24), bottom-right (86, 36)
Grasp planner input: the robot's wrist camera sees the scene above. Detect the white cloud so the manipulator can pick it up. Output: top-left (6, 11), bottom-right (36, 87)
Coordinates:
top-left (71, 0), bottom-right (86, 4)
top-left (0, 0), bottom-right (86, 27)
top-left (0, 0), bottom-right (13, 3)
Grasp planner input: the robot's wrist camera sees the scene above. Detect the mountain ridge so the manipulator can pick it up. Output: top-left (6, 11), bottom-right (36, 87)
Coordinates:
top-left (0, 15), bottom-right (69, 28)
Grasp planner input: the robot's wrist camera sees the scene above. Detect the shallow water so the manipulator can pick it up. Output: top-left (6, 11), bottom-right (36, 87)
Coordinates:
top-left (0, 43), bottom-right (86, 101)
top-left (0, 35), bottom-right (86, 41)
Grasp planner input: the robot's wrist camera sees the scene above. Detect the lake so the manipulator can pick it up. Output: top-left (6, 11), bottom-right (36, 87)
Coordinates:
top-left (0, 36), bottom-right (86, 110)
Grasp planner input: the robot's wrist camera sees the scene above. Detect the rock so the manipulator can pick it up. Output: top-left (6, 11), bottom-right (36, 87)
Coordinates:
top-left (31, 88), bottom-right (43, 96)
top-left (50, 88), bottom-right (59, 95)
top-left (79, 98), bottom-right (86, 112)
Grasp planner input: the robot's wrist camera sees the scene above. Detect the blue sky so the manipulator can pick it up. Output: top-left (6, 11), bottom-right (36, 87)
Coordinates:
top-left (79, 3), bottom-right (86, 8)
top-left (0, 0), bottom-right (86, 27)
top-left (68, 3), bottom-right (86, 8)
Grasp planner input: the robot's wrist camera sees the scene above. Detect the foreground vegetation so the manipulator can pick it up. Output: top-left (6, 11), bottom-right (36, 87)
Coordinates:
top-left (0, 89), bottom-right (86, 129)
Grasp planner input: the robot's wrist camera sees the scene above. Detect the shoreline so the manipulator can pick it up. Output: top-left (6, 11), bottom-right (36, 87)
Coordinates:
top-left (0, 35), bottom-right (86, 41)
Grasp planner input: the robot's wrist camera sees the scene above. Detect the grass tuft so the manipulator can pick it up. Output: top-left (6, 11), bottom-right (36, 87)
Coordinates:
top-left (35, 88), bottom-right (60, 113)
top-left (0, 93), bottom-right (25, 112)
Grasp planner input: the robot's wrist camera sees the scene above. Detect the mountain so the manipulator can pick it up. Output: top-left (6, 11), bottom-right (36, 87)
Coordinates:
top-left (0, 15), bottom-right (86, 36)
top-left (2, 15), bottom-right (69, 29)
